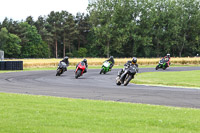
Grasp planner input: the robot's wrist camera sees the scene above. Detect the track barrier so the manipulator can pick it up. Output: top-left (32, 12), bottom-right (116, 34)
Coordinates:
top-left (0, 61), bottom-right (23, 70)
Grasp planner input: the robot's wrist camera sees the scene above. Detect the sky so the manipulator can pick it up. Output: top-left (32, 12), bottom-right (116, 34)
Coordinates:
top-left (0, 0), bottom-right (89, 22)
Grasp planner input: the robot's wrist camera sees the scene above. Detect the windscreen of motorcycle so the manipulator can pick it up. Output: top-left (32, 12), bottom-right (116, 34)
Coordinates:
top-left (61, 62), bottom-right (67, 67)
top-left (103, 61), bottom-right (110, 67)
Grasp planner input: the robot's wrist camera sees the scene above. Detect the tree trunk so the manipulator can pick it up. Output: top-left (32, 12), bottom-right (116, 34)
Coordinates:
top-left (179, 33), bottom-right (186, 57)
top-left (107, 40), bottom-right (110, 58)
top-left (68, 40), bottom-right (71, 53)
top-left (78, 37), bottom-right (80, 50)
top-left (48, 42), bottom-right (50, 58)
top-left (179, 52), bottom-right (182, 57)
top-left (55, 39), bottom-right (58, 58)
top-left (63, 35), bottom-right (65, 57)
top-left (156, 42), bottom-right (159, 57)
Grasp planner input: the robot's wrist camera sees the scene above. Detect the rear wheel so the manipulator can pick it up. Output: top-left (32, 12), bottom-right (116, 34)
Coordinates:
top-left (75, 69), bottom-right (82, 79)
top-left (124, 75), bottom-right (133, 86)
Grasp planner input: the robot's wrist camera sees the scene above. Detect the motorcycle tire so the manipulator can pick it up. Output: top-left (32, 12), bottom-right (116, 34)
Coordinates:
top-left (56, 69), bottom-right (61, 76)
top-left (155, 65), bottom-right (159, 70)
top-left (100, 68), bottom-right (104, 74)
top-left (116, 76), bottom-right (121, 86)
top-left (75, 69), bottom-right (82, 79)
top-left (124, 75), bottom-right (133, 86)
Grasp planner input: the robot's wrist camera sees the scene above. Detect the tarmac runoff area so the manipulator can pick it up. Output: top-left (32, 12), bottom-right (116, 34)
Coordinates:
top-left (0, 67), bottom-right (200, 108)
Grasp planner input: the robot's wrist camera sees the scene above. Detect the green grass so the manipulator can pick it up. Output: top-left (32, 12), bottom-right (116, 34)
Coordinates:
top-left (133, 70), bottom-right (200, 88)
top-left (0, 93), bottom-right (200, 133)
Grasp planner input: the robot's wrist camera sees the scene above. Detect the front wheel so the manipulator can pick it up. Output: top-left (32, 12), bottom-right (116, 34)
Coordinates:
top-left (99, 68), bottom-right (104, 74)
top-left (124, 75), bottom-right (133, 86)
top-left (75, 69), bottom-right (82, 79)
top-left (155, 65), bottom-right (159, 70)
top-left (56, 69), bottom-right (62, 76)
top-left (116, 76), bottom-right (121, 86)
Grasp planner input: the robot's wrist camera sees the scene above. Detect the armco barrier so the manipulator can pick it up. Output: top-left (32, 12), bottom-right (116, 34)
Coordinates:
top-left (0, 61), bottom-right (6, 70)
top-left (0, 61), bottom-right (23, 70)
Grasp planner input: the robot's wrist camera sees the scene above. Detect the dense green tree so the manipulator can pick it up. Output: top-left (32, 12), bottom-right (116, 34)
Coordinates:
top-left (1, 0), bottom-right (200, 58)
top-left (35, 16), bottom-right (53, 57)
top-left (0, 28), bottom-right (21, 58)
top-left (18, 22), bottom-right (49, 58)
top-left (60, 11), bottom-right (78, 57)
top-left (26, 16), bottom-right (35, 26)
top-left (46, 11), bottom-right (62, 58)
top-left (75, 13), bottom-right (90, 50)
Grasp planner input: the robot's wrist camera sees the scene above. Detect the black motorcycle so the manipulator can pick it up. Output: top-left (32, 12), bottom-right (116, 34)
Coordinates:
top-left (56, 62), bottom-right (67, 76)
top-left (116, 65), bottom-right (137, 86)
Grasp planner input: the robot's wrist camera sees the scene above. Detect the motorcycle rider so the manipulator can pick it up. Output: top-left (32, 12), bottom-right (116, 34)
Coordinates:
top-left (60, 56), bottom-right (69, 71)
top-left (163, 54), bottom-right (171, 67)
top-left (104, 56), bottom-right (115, 70)
top-left (76, 58), bottom-right (88, 73)
top-left (117, 57), bottom-right (139, 82)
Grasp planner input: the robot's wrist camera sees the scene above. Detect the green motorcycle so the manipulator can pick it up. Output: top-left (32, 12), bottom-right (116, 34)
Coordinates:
top-left (155, 58), bottom-right (169, 70)
top-left (100, 61), bottom-right (111, 74)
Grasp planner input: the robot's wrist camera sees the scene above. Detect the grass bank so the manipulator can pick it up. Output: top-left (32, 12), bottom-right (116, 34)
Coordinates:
top-left (0, 93), bottom-right (200, 133)
top-left (132, 70), bottom-right (200, 88)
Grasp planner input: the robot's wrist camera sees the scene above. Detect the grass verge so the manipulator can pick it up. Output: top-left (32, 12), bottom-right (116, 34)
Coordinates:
top-left (132, 70), bottom-right (200, 88)
top-left (0, 93), bottom-right (200, 133)
top-left (1, 65), bottom-right (199, 73)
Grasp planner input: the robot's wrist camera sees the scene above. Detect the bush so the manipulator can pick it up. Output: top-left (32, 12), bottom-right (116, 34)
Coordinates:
top-left (77, 48), bottom-right (88, 57)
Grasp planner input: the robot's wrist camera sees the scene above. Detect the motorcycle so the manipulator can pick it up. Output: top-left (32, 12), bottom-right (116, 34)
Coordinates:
top-left (56, 62), bottom-right (67, 76)
top-left (116, 65), bottom-right (137, 86)
top-left (99, 61), bottom-right (111, 74)
top-left (155, 58), bottom-right (170, 70)
top-left (75, 62), bottom-right (86, 79)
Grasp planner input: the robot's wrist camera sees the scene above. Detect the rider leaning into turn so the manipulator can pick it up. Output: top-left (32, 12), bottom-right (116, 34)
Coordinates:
top-left (60, 56), bottom-right (69, 71)
top-left (105, 56), bottom-right (115, 70)
top-left (163, 54), bottom-right (171, 67)
top-left (117, 57), bottom-right (139, 79)
top-left (76, 58), bottom-right (88, 73)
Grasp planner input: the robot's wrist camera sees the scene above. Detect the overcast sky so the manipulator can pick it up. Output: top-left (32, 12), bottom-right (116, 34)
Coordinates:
top-left (0, 0), bottom-right (88, 22)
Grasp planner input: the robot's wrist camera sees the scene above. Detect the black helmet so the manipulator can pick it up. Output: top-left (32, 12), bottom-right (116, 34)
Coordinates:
top-left (131, 57), bottom-right (137, 64)
top-left (83, 58), bottom-right (87, 63)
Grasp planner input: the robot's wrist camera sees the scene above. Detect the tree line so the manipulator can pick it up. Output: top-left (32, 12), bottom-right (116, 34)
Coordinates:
top-left (0, 0), bottom-right (200, 58)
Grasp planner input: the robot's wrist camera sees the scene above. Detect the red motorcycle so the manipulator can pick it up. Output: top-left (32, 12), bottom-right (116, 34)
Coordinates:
top-left (75, 62), bottom-right (86, 79)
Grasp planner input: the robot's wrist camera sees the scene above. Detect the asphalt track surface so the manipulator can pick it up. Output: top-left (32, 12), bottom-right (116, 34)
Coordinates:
top-left (0, 67), bottom-right (200, 108)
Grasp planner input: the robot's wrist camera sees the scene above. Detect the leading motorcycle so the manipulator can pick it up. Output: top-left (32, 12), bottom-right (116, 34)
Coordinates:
top-left (116, 65), bottom-right (137, 86)
top-left (56, 62), bottom-right (67, 76)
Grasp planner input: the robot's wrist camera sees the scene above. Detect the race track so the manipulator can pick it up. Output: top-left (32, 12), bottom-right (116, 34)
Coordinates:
top-left (0, 67), bottom-right (200, 108)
